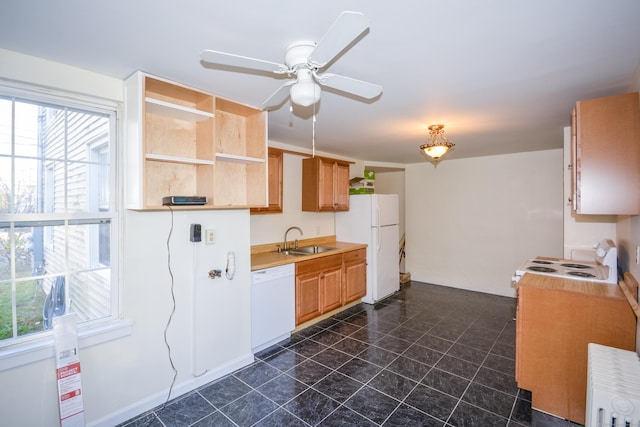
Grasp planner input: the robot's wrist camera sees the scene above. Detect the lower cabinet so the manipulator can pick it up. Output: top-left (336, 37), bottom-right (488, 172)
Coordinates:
top-left (343, 248), bottom-right (367, 304)
top-left (295, 249), bottom-right (366, 326)
top-left (516, 279), bottom-right (635, 425)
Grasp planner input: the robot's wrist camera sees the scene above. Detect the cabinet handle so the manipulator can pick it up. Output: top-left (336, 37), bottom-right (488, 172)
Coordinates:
top-left (567, 164), bottom-right (572, 169)
top-left (567, 197), bottom-right (572, 205)
top-left (320, 274), bottom-right (325, 279)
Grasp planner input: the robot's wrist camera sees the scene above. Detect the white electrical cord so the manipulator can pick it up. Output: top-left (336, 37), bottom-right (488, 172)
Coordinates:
top-left (226, 251), bottom-right (236, 280)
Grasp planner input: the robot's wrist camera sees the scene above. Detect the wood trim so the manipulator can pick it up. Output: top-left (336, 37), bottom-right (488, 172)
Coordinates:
top-left (270, 146), bottom-right (355, 164)
top-left (619, 273), bottom-right (640, 318)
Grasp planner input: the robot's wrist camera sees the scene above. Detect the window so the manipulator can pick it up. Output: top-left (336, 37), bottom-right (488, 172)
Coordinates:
top-left (0, 83), bottom-right (118, 348)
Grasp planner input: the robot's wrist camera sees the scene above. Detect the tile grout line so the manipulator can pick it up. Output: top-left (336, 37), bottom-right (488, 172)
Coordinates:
top-left (443, 318), bottom-right (514, 426)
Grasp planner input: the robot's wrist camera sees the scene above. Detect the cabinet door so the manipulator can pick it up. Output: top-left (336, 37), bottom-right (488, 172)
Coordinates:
top-left (516, 286), bottom-right (572, 420)
top-left (295, 272), bottom-right (321, 325)
top-left (318, 158), bottom-right (337, 211)
top-left (570, 107), bottom-right (577, 210)
top-left (321, 266), bottom-right (343, 313)
top-left (301, 157), bottom-right (351, 212)
top-left (574, 92), bottom-right (640, 214)
top-left (250, 148), bottom-right (283, 214)
top-left (334, 162), bottom-right (350, 211)
top-left (343, 249), bottom-right (366, 303)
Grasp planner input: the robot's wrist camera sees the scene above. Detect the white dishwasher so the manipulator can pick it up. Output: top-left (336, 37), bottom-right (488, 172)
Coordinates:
top-left (251, 263), bottom-right (295, 353)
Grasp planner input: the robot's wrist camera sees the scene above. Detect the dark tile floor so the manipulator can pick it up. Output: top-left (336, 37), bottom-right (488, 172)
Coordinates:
top-left (120, 282), bottom-right (583, 427)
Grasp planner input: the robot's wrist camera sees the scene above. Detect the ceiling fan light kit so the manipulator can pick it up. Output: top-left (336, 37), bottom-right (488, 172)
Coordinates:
top-left (289, 68), bottom-right (321, 107)
top-left (420, 124), bottom-right (455, 164)
top-left (200, 11), bottom-right (382, 109)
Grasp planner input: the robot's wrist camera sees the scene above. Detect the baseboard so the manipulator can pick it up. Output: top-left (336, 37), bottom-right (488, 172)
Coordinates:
top-left (89, 352), bottom-right (255, 427)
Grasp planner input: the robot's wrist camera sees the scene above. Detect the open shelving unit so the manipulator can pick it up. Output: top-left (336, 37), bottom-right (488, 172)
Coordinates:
top-left (124, 72), bottom-right (267, 210)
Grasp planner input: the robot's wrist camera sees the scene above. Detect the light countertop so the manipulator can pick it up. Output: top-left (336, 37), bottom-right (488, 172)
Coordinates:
top-left (251, 235), bottom-right (367, 271)
top-left (517, 272), bottom-right (624, 300)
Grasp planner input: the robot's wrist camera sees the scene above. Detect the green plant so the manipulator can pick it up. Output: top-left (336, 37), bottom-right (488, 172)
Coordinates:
top-left (0, 279), bottom-right (46, 340)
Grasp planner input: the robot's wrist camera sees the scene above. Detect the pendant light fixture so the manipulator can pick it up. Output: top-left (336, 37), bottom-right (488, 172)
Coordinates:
top-left (420, 124), bottom-right (455, 163)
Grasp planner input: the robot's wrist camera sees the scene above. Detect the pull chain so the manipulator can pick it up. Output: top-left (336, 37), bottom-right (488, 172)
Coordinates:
top-left (312, 87), bottom-right (317, 158)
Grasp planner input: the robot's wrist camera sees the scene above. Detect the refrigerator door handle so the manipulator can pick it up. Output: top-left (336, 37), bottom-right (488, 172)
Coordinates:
top-left (376, 205), bottom-right (381, 252)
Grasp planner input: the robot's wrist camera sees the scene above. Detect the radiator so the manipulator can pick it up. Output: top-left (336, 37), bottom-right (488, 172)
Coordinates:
top-left (586, 343), bottom-right (640, 427)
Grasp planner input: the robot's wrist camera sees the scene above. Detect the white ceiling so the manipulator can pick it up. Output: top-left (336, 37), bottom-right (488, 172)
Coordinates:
top-left (1, 1), bottom-right (639, 165)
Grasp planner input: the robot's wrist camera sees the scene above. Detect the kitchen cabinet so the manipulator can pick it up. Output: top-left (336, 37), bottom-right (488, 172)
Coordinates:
top-left (342, 248), bottom-right (367, 304)
top-left (251, 148), bottom-right (283, 214)
top-left (124, 71), bottom-right (267, 210)
top-left (515, 275), bottom-right (635, 424)
top-left (570, 92), bottom-right (640, 214)
top-left (295, 254), bottom-right (343, 325)
top-left (301, 157), bottom-right (350, 212)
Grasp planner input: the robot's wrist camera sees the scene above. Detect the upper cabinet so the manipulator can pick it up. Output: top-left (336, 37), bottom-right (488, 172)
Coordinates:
top-left (250, 147), bottom-right (283, 214)
top-left (570, 92), bottom-right (640, 215)
top-left (124, 72), bottom-right (267, 210)
top-left (301, 157), bottom-right (350, 212)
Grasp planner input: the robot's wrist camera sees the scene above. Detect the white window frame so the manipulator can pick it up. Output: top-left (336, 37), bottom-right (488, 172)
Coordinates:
top-left (0, 80), bottom-right (130, 372)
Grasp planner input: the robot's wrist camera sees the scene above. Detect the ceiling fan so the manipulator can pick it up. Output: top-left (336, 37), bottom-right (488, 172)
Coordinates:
top-left (200, 11), bottom-right (383, 109)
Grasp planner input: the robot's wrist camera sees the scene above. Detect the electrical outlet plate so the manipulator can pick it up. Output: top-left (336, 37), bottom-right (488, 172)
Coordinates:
top-left (205, 229), bottom-right (215, 244)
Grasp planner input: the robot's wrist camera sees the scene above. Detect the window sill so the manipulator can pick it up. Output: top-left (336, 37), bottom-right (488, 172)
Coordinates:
top-left (0, 319), bottom-right (133, 372)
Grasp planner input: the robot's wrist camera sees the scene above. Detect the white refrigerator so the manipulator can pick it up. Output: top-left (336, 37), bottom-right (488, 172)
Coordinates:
top-left (336, 194), bottom-right (400, 304)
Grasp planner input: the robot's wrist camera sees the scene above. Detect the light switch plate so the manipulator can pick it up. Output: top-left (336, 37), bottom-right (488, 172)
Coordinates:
top-left (205, 229), bottom-right (215, 244)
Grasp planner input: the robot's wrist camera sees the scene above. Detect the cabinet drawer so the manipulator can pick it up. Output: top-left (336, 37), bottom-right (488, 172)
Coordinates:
top-left (343, 248), bottom-right (366, 264)
top-left (296, 254), bottom-right (342, 275)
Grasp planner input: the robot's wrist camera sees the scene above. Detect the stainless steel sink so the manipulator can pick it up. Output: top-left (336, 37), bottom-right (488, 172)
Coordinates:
top-left (273, 249), bottom-right (307, 256)
top-left (272, 246), bottom-right (337, 256)
top-left (290, 246), bottom-right (337, 255)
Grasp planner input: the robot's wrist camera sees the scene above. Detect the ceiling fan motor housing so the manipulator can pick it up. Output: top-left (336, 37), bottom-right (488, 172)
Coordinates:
top-left (285, 41), bottom-right (317, 70)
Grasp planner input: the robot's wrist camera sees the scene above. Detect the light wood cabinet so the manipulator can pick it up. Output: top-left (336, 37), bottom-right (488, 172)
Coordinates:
top-left (343, 248), bottom-right (367, 304)
top-left (294, 249), bottom-right (367, 325)
top-left (515, 276), bottom-right (635, 424)
top-left (295, 254), bottom-right (343, 325)
top-left (251, 148), bottom-right (283, 214)
top-left (301, 157), bottom-right (350, 212)
top-left (124, 72), bottom-right (267, 210)
top-left (570, 92), bottom-right (640, 214)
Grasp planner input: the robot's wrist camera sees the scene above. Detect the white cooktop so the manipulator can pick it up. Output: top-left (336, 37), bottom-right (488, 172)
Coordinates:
top-left (516, 258), bottom-right (611, 283)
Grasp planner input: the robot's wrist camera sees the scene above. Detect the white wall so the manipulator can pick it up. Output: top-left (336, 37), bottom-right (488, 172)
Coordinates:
top-left (616, 79), bottom-right (640, 280)
top-left (0, 48), bottom-right (122, 101)
top-left (405, 149), bottom-right (564, 297)
top-left (0, 50), bottom-right (254, 426)
top-left (250, 148), bottom-right (338, 245)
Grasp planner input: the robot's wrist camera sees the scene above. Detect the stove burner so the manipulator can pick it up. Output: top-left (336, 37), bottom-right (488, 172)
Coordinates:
top-left (531, 260), bottom-right (553, 265)
top-left (560, 263), bottom-right (592, 269)
top-left (527, 266), bottom-right (558, 273)
top-left (566, 271), bottom-right (596, 278)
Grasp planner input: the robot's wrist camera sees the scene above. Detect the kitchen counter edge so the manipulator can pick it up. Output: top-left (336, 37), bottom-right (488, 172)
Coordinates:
top-left (517, 272), bottom-right (624, 301)
top-left (251, 237), bottom-right (367, 271)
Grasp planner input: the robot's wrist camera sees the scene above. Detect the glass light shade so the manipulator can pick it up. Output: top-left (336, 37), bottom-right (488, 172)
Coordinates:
top-left (420, 124), bottom-right (455, 162)
top-left (421, 144), bottom-right (450, 159)
top-left (290, 81), bottom-right (321, 107)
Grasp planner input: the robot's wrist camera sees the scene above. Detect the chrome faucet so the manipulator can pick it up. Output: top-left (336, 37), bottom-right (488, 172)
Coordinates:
top-left (284, 226), bottom-right (303, 250)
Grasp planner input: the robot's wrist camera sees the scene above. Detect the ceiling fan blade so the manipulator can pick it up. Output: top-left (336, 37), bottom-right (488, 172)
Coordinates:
top-left (317, 73), bottom-right (382, 99)
top-left (308, 11), bottom-right (369, 68)
top-left (200, 49), bottom-right (288, 74)
top-left (262, 81), bottom-right (295, 109)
